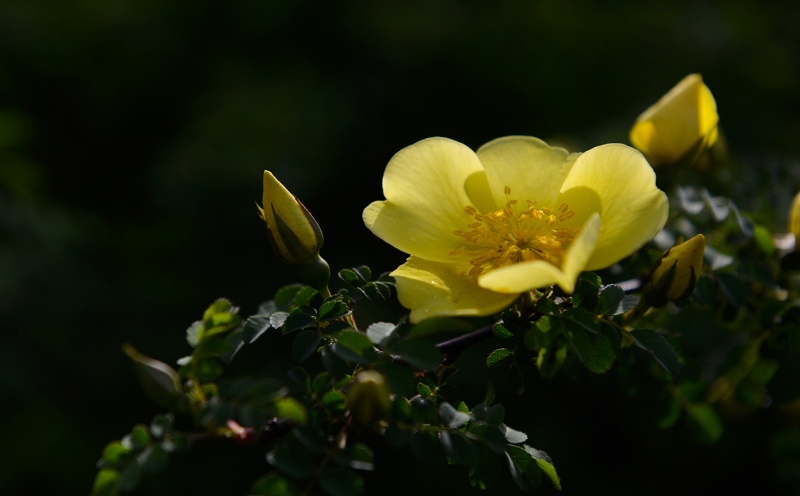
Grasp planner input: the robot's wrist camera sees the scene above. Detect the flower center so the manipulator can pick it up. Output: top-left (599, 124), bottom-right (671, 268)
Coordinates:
top-left (450, 186), bottom-right (580, 280)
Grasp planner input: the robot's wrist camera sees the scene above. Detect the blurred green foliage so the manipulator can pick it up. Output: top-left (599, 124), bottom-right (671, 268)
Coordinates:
top-left (1, 1), bottom-right (799, 495)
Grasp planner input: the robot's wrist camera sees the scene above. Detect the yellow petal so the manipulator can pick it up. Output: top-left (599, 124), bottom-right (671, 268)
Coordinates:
top-left (477, 213), bottom-right (600, 294)
top-left (630, 74), bottom-right (719, 165)
top-left (391, 257), bottom-right (518, 323)
top-left (363, 138), bottom-right (486, 262)
top-left (558, 144), bottom-right (668, 271)
top-left (476, 136), bottom-right (580, 207)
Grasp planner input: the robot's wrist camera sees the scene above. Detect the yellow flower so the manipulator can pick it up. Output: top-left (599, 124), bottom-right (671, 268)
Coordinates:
top-left (258, 171), bottom-right (324, 265)
top-left (364, 136), bottom-right (669, 323)
top-left (644, 234), bottom-right (705, 306)
top-left (630, 74), bottom-right (719, 166)
top-left (790, 191), bottom-right (800, 241)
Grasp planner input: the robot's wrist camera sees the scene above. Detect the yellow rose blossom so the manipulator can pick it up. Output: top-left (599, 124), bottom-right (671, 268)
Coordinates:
top-left (363, 136), bottom-right (669, 323)
top-left (630, 74), bottom-right (719, 166)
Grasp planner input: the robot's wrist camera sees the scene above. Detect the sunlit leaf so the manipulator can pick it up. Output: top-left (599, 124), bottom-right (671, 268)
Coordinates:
top-left (486, 348), bottom-right (514, 368)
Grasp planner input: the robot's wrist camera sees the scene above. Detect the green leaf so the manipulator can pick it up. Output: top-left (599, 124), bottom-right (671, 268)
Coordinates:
top-left (469, 403), bottom-right (505, 427)
top-left (597, 284), bottom-right (626, 315)
top-left (292, 330), bottom-right (321, 363)
top-left (486, 348), bottom-right (514, 368)
top-left (572, 272), bottom-right (601, 310)
top-left (366, 322), bottom-right (396, 346)
top-left (318, 297), bottom-right (352, 321)
top-left (359, 282), bottom-right (391, 301)
top-left (270, 312), bottom-right (290, 329)
top-left (281, 309), bottom-right (316, 334)
top-left (338, 268), bottom-right (366, 287)
top-left (525, 446), bottom-right (561, 490)
top-left (563, 319), bottom-right (593, 364)
top-left (536, 341), bottom-right (568, 379)
top-left (492, 322), bottom-right (514, 339)
top-left (332, 330), bottom-right (378, 364)
top-left (630, 329), bottom-right (681, 379)
top-left (439, 402), bottom-right (470, 429)
top-left (535, 297), bottom-right (558, 315)
top-left (562, 307), bottom-right (599, 333)
top-left (267, 441), bottom-right (314, 480)
top-left (320, 467), bottom-right (365, 496)
top-left (321, 390), bottom-right (347, 415)
top-left (100, 441), bottom-right (131, 467)
top-left (583, 323), bottom-right (619, 374)
top-left (242, 315), bottom-right (272, 344)
top-left (417, 382), bottom-right (433, 397)
top-left (753, 224), bottom-right (775, 255)
top-left (466, 423), bottom-right (507, 453)
top-left (439, 430), bottom-right (475, 466)
top-left (250, 473), bottom-right (300, 496)
top-left (686, 404), bottom-right (723, 444)
top-left (275, 284), bottom-right (318, 310)
top-left (506, 444), bottom-right (542, 491)
top-left (91, 468), bottom-right (120, 496)
top-left (389, 339), bottom-right (443, 371)
top-left (275, 397), bottom-right (308, 425)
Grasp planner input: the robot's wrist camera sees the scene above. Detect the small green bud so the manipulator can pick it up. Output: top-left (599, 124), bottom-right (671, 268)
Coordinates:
top-left (644, 234), bottom-right (705, 307)
top-left (258, 171), bottom-right (324, 265)
top-left (346, 370), bottom-right (391, 427)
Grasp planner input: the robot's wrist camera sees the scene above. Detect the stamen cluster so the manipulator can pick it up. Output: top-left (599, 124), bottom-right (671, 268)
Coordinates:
top-left (450, 187), bottom-right (579, 279)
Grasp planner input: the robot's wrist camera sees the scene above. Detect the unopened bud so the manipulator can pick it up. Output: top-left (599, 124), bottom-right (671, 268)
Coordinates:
top-left (258, 171), bottom-right (324, 265)
top-left (644, 234), bottom-right (705, 307)
top-left (630, 74), bottom-right (718, 166)
top-left (789, 191), bottom-right (800, 242)
top-left (346, 370), bottom-right (391, 427)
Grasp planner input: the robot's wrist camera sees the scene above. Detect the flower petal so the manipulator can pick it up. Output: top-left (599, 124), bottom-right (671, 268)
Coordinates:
top-left (476, 136), bottom-right (580, 208)
top-left (391, 257), bottom-right (518, 323)
top-left (477, 213), bottom-right (601, 294)
top-left (363, 137), bottom-right (486, 262)
top-left (558, 144), bottom-right (668, 270)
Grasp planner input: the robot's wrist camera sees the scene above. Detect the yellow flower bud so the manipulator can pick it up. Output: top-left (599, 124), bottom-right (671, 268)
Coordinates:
top-left (258, 171), bottom-right (324, 265)
top-left (789, 191), bottom-right (800, 241)
top-left (645, 234), bottom-right (705, 307)
top-left (346, 370), bottom-right (391, 427)
top-left (630, 74), bottom-right (719, 166)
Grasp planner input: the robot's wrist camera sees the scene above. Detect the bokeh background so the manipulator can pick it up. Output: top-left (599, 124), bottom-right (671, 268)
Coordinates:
top-left (2, 1), bottom-right (799, 495)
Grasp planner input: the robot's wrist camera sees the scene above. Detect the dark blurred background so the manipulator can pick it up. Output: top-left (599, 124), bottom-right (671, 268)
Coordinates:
top-left (2, 1), bottom-right (799, 495)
